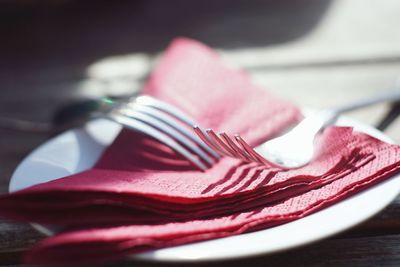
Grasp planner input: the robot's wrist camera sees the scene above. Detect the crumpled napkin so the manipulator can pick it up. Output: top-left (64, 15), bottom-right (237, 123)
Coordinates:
top-left (1, 38), bottom-right (400, 266)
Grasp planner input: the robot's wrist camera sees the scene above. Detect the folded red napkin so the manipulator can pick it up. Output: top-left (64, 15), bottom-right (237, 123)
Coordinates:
top-left (0, 127), bottom-right (386, 225)
top-left (24, 128), bottom-right (400, 265)
top-left (1, 38), bottom-right (400, 266)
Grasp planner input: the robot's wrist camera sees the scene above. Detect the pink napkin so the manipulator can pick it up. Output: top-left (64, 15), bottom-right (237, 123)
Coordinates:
top-left (0, 38), bottom-right (400, 266)
top-left (0, 127), bottom-right (390, 225)
top-left (24, 127), bottom-right (400, 265)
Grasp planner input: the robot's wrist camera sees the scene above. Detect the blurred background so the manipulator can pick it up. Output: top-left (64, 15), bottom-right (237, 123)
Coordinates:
top-left (1, 0), bottom-right (400, 185)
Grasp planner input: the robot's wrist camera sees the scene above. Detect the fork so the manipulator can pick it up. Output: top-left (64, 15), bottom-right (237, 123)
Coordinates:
top-left (193, 89), bottom-right (400, 169)
top-left (97, 95), bottom-right (220, 171)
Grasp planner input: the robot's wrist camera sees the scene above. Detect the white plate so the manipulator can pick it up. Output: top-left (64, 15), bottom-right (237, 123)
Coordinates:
top-left (9, 117), bottom-right (400, 262)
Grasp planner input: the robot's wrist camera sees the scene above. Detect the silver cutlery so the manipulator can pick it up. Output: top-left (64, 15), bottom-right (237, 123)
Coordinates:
top-left (194, 89), bottom-right (400, 169)
top-left (98, 95), bottom-right (220, 171)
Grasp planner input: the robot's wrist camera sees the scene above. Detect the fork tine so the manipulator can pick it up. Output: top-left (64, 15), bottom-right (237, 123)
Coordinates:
top-left (119, 107), bottom-right (215, 166)
top-left (233, 134), bottom-right (265, 163)
top-left (235, 135), bottom-right (271, 165)
top-left (206, 129), bottom-right (237, 157)
top-left (107, 112), bottom-right (208, 171)
top-left (193, 126), bottom-right (226, 156)
top-left (219, 132), bottom-right (253, 161)
top-left (131, 104), bottom-right (220, 160)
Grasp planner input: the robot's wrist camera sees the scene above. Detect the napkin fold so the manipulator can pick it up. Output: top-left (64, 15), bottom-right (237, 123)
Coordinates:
top-left (24, 129), bottom-right (400, 265)
top-left (1, 38), bottom-right (400, 266)
top-left (0, 127), bottom-right (389, 225)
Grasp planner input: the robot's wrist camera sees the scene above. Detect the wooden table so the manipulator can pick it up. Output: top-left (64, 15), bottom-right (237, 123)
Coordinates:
top-left (1, 1), bottom-right (400, 266)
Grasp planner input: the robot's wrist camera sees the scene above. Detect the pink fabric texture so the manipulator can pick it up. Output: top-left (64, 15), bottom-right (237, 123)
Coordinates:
top-left (0, 38), bottom-right (399, 266)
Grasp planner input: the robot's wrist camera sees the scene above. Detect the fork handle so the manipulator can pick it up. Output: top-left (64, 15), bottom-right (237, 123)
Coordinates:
top-left (329, 88), bottom-right (400, 114)
top-left (294, 88), bottom-right (400, 140)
